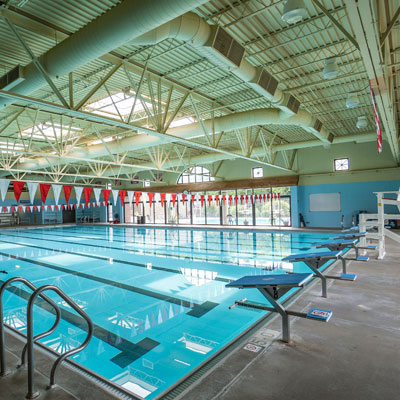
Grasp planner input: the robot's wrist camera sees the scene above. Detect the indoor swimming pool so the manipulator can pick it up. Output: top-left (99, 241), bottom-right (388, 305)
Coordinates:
top-left (0, 226), bottom-right (336, 399)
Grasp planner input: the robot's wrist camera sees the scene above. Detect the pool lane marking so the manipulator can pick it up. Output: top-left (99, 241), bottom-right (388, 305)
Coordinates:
top-left (0, 231), bottom-right (291, 265)
top-left (0, 278), bottom-right (161, 365)
top-left (0, 249), bottom-right (200, 308)
top-left (0, 236), bottom-right (232, 283)
top-left (24, 226), bottom-right (332, 247)
top-left (4, 230), bottom-right (319, 260)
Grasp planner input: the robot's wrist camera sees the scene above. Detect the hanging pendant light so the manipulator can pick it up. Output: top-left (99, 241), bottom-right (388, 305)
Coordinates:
top-left (281, 0), bottom-right (308, 24)
top-left (356, 116), bottom-right (368, 129)
top-left (346, 92), bottom-right (360, 108)
top-left (322, 57), bottom-right (340, 79)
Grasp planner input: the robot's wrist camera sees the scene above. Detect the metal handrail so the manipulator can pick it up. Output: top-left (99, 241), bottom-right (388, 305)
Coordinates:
top-left (0, 277), bottom-right (61, 377)
top-left (26, 285), bottom-right (93, 399)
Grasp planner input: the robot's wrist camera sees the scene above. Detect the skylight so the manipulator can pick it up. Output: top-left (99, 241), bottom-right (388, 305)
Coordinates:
top-left (85, 91), bottom-right (151, 119)
top-left (21, 122), bottom-right (82, 141)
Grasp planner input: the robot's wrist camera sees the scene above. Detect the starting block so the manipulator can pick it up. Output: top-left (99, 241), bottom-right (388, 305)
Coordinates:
top-left (314, 239), bottom-right (357, 272)
top-left (281, 251), bottom-right (356, 298)
top-left (227, 273), bottom-right (332, 343)
top-left (333, 232), bottom-right (367, 240)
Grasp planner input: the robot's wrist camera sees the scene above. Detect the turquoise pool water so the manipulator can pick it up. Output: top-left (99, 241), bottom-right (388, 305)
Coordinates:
top-left (0, 226), bottom-right (335, 399)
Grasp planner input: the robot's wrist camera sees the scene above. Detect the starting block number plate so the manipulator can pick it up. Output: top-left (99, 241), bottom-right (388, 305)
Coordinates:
top-left (244, 343), bottom-right (262, 353)
top-left (307, 308), bottom-right (333, 322)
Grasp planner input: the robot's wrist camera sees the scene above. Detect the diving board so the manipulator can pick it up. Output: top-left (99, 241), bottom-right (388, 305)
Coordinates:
top-left (281, 251), bottom-right (355, 298)
top-left (227, 273), bottom-right (332, 343)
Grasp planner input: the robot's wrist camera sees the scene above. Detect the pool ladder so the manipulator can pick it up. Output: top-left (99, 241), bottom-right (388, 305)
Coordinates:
top-left (0, 277), bottom-right (93, 399)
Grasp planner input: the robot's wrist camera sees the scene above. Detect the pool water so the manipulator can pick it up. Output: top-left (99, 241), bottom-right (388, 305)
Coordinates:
top-left (0, 226), bottom-right (335, 399)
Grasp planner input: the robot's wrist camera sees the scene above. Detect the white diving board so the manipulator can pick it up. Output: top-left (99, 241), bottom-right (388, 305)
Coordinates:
top-left (227, 273), bottom-right (332, 343)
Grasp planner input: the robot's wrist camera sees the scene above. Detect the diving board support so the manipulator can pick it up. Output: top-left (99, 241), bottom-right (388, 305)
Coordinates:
top-left (227, 273), bottom-right (332, 343)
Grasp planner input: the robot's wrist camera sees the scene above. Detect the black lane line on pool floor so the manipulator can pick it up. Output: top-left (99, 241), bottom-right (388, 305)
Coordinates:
top-left (0, 279), bottom-right (160, 367)
top-left (0, 236), bottom-right (231, 283)
top-left (0, 230), bottom-right (316, 264)
top-left (0, 249), bottom-right (201, 309)
top-left (14, 228), bottom-right (331, 257)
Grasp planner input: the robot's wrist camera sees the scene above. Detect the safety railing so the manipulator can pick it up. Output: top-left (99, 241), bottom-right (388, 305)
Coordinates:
top-left (0, 277), bottom-right (61, 377)
top-left (26, 285), bottom-right (93, 399)
top-left (0, 277), bottom-right (93, 399)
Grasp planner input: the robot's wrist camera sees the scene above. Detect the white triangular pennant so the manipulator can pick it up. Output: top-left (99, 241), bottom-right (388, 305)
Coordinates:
top-left (74, 186), bottom-right (83, 205)
top-left (51, 205), bottom-right (55, 212)
top-left (6, 206), bottom-right (10, 213)
top-left (93, 188), bottom-right (101, 205)
top-left (166, 193), bottom-right (171, 203)
top-left (52, 184), bottom-right (62, 205)
top-left (112, 189), bottom-right (119, 206)
top-left (127, 191), bottom-right (134, 206)
top-left (22, 206), bottom-right (26, 213)
top-left (27, 182), bottom-right (38, 204)
top-left (0, 179), bottom-right (10, 202)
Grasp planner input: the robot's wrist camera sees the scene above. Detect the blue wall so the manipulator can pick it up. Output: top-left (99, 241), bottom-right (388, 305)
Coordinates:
top-left (292, 179), bottom-right (400, 228)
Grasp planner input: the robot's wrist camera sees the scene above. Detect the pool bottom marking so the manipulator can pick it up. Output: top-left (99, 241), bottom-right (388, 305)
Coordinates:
top-left (1, 279), bottom-right (160, 368)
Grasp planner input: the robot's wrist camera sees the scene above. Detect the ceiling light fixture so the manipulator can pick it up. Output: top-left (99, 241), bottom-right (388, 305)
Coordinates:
top-left (346, 92), bottom-right (360, 108)
top-left (356, 116), bottom-right (368, 129)
top-left (281, 0), bottom-right (308, 24)
top-left (322, 57), bottom-right (340, 79)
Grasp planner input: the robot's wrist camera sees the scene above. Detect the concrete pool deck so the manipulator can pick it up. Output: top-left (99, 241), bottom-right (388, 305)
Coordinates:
top-left (0, 236), bottom-right (399, 400)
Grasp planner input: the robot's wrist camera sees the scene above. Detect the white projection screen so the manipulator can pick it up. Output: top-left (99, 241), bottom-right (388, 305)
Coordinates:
top-left (309, 193), bottom-right (341, 212)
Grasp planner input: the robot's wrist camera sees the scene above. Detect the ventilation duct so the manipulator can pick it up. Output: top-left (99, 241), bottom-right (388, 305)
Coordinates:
top-left (0, 0), bottom-right (210, 109)
top-left (16, 107), bottom-right (333, 173)
top-left (281, 0), bottom-right (308, 25)
top-left (79, 132), bottom-right (378, 178)
top-left (0, 65), bottom-right (24, 90)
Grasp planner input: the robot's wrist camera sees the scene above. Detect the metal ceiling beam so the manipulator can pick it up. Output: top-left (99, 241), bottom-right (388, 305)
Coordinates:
top-left (0, 90), bottom-right (292, 172)
top-left (345, 0), bottom-right (399, 163)
top-left (312, 0), bottom-right (359, 50)
top-left (380, 5), bottom-right (400, 46)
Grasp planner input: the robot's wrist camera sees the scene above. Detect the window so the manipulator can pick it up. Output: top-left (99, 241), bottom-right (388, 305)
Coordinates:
top-left (144, 179), bottom-right (151, 187)
top-left (334, 158), bottom-right (349, 171)
top-left (252, 167), bottom-right (263, 178)
top-left (177, 166), bottom-right (215, 184)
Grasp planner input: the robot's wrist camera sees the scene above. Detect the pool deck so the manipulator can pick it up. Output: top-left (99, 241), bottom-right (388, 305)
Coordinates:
top-left (0, 234), bottom-right (399, 400)
top-left (179, 236), bottom-right (400, 400)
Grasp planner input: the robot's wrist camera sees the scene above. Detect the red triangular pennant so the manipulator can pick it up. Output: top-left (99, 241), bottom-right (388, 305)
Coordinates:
top-left (13, 181), bottom-right (25, 203)
top-left (191, 194), bottom-right (195, 203)
top-left (160, 193), bottom-right (166, 207)
top-left (215, 194), bottom-right (219, 205)
top-left (278, 193), bottom-right (280, 200)
top-left (119, 190), bottom-right (127, 206)
top-left (200, 194), bottom-right (205, 207)
top-left (134, 191), bottom-right (141, 207)
top-left (40, 183), bottom-right (51, 204)
top-left (229, 195), bottom-right (232, 205)
top-left (148, 192), bottom-right (154, 207)
top-left (84, 187), bottom-right (92, 206)
top-left (63, 185), bottom-right (72, 204)
top-left (222, 195), bottom-right (226, 205)
top-left (208, 194), bottom-right (212, 206)
top-left (235, 195), bottom-right (238, 204)
top-left (181, 194), bottom-right (186, 205)
top-left (171, 193), bottom-right (177, 207)
top-left (103, 189), bottom-right (111, 204)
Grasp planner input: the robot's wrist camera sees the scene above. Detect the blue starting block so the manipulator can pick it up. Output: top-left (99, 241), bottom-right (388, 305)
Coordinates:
top-left (314, 239), bottom-right (358, 272)
top-left (331, 232), bottom-right (376, 258)
top-left (281, 250), bottom-right (355, 298)
top-left (333, 232), bottom-right (366, 240)
top-left (227, 273), bottom-right (332, 343)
